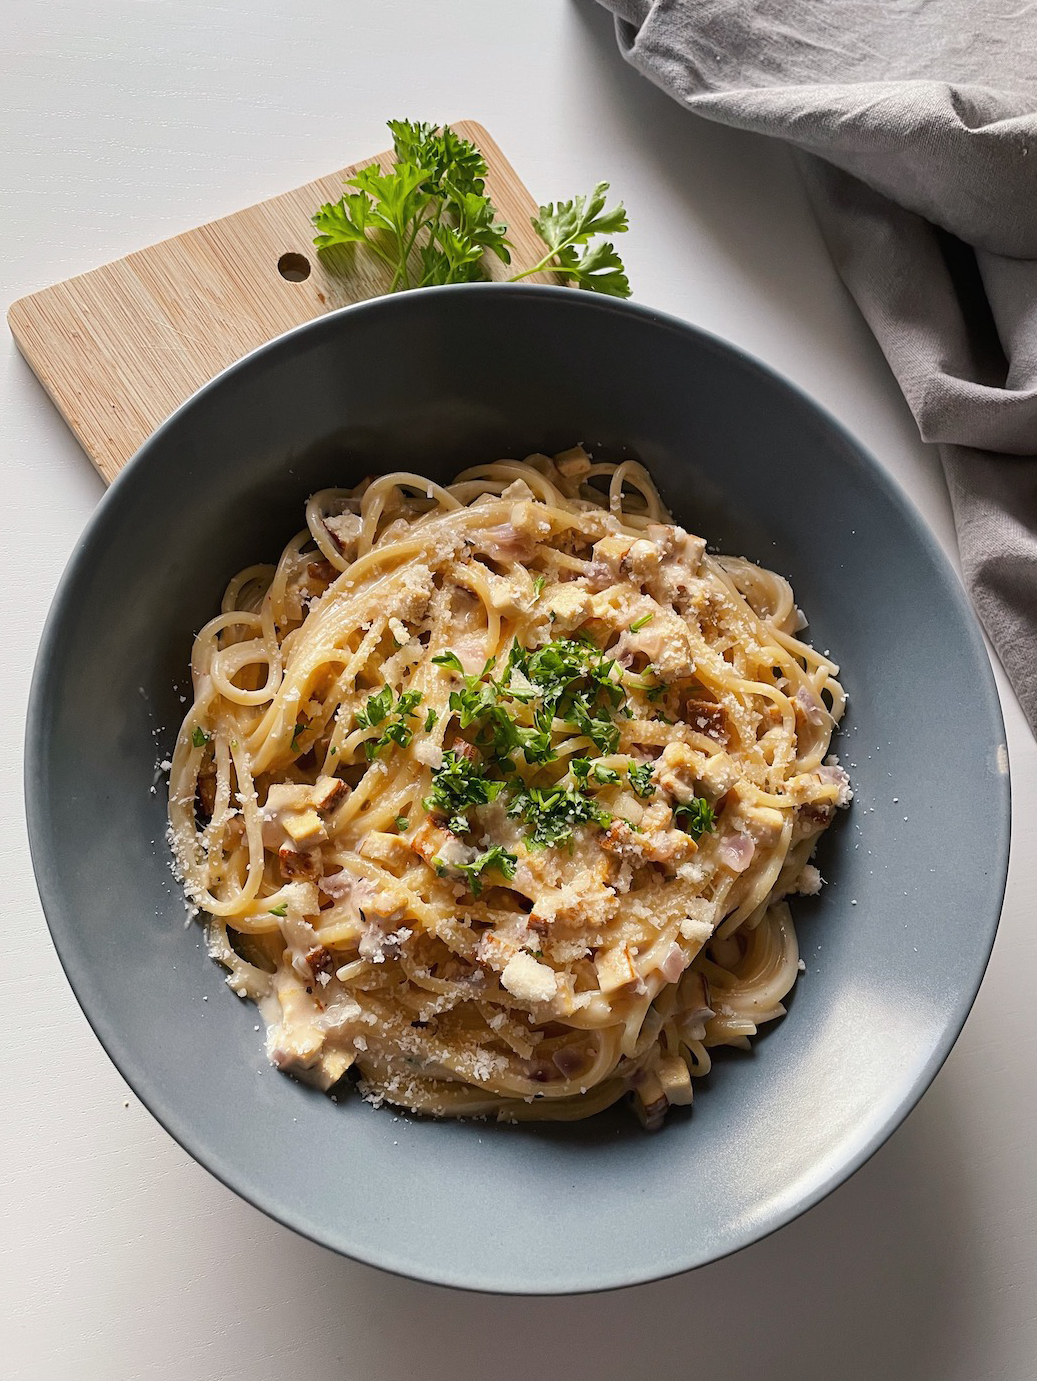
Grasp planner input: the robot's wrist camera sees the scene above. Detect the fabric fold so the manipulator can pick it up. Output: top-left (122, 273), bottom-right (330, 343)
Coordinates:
top-left (599, 0), bottom-right (1037, 731)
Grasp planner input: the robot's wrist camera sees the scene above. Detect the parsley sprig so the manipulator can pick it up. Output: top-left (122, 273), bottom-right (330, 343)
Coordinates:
top-left (313, 120), bottom-right (630, 298)
top-left (512, 182), bottom-right (630, 296)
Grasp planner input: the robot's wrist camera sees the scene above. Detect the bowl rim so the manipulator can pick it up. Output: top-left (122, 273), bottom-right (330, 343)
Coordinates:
top-left (24, 282), bottom-right (1012, 1294)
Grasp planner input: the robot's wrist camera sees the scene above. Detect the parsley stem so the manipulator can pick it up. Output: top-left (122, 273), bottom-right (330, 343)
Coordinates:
top-left (363, 234), bottom-right (404, 280)
top-left (508, 254), bottom-right (561, 283)
top-left (508, 234), bottom-right (584, 284)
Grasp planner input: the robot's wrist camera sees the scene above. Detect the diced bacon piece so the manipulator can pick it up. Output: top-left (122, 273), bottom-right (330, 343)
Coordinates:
top-left (278, 844), bottom-right (322, 880)
top-left (283, 808), bottom-right (327, 849)
top-left (739, 802), bottom-right (785, 847)
top-left (631, 1067), bottom-right (669, 1131)
top-left (624, 539), bottom-right (664, 575)
top-left (311, 775), bottom-right (348, 814)
top-left (684, 699), bottom-right (728, 744)
top-left (555, 446), bottom-right (591, 478)
top-left (548, 583), bottom-right (592, 629)
top-left (477, 930), bottom-right (524, 972)
top-left (646, 523), bottom-right (706, 569)
top-left (793, 800), bottom-right (836, 843)
top-left (595, 944), bottom-right (638, 994)
top-left (305, 945), bottom-right (334, 979)
top-left (656, 1054), bottom-right (694, 1106)
top-left (473, 524), bottom-right (537, 563)
top-left (410, 820), bottom-right (474, 872)
top-left (324, 511), bottom-right (361, 550)
top-left (592, 533), bottom-right (635, 571)
top-left (552, 1044), bottom-right (587, 1078)
top-left (196, 770), bottom-right (216, 821)
top-left (681, 971), bottom-right (714, 1027)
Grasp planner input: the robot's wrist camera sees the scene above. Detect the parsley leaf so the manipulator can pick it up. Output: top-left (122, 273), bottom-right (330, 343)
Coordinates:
top-left (532, 574), bottom-right (546, 601)
top-left (432, 651), bottom-right (465, 673)
top-left (627, 761), bottom-right (656, 798)
top-left (395, 815), bottom-right (409, 831)
top-left (424, 707), bottom-right (438, 732)
top-left (290, 723), bottom-right (304, 752)
top-left (191, 726), bottom-right (210, 749)
top-left (674, 797), bottom-right (716, 841)
top-left (268, 902), bottom-right (288, 918)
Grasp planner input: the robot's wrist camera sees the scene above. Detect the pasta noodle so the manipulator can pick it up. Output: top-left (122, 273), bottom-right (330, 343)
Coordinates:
top-left (168, 448), bottom-right (851, 1127)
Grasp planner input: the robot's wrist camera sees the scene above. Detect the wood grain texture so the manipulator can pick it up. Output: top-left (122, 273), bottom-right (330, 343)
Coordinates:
top-left (7, 121), bottom-right (551, 484)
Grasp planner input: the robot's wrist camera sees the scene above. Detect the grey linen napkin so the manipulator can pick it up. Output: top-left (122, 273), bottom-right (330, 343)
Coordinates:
top-left (599, 0), bottom-right (1037, 732)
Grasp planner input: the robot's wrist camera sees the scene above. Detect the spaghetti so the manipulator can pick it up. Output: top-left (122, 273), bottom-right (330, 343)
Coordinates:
top-left (168, 449), bottom-right (850, 1127)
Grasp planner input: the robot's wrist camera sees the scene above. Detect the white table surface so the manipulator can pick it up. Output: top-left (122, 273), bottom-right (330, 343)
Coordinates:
top-left (3, 3), bottom-right (1035, 1378)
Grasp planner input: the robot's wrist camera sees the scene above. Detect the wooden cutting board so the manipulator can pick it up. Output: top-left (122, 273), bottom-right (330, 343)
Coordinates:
top-left (7, 121), bottom-right (553, 485)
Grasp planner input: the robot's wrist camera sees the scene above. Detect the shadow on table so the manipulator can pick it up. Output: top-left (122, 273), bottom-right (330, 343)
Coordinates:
top-left (280, 1065), bottom-right (984, 1381)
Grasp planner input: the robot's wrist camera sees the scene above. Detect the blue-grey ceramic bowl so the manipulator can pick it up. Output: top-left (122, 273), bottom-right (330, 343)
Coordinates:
top-left (25, 285), bottom-right (1010, 1293)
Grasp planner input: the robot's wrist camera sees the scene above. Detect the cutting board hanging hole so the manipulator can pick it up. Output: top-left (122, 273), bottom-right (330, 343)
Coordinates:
top-left (277, 252), bottom-right (311, 282)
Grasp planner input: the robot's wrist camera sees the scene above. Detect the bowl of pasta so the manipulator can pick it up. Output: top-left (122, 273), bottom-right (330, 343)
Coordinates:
top-left (26, 284), bottom-right (1009, 1292)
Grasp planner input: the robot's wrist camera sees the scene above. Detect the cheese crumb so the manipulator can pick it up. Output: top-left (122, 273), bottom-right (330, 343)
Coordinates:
top-left (501, 951), bottom-right (558, 1004)
top-left (793, 864), bottom-right (823, 896)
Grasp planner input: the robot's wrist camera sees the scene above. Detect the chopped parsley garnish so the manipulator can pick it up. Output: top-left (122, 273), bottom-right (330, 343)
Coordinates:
top-left (290, 723), bottom-right (304, 752)
top-left (423, 636), bottom-right (641, 851)
top-left (627, 761), bottom-right (655, 798)
top-left (355, 685), bottom-right (393, 729)
top-left (446, 845), bottom-right (518, 896)
top-left (532, 574), bottom-right (546, 601)
top-left (630, 612), bottom-right (654, 632)
top-left (357, 686), bottom-right (423, 759)
top-left (268, 902), bottom-right (288, 917)
top-left (507, 782), bottom-right (612, 851)
top-left (191, 726), bottom-right (210, 749)
top-left (395, 816), bottom-right (409, 831)
top-left (571, 757), bottom-right (620, 787)
top-left (674, 796), bottom-right (716, 841)
top-left (508, 636), bottom-right (625, 756)
top-left (423, 749), bottom-right (505, 834)
top-left (424, 707), bottom-right (438, 732)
